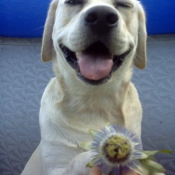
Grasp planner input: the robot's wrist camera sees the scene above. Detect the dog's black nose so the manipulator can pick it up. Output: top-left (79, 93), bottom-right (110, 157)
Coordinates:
top-left (84, 6), bottom-right (118, 34)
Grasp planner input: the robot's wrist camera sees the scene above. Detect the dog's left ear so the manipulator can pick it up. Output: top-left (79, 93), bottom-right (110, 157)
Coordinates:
top-left (134, 4), bottom-right (147, 69)
top-left (41, 0), bottom-right (58, 62)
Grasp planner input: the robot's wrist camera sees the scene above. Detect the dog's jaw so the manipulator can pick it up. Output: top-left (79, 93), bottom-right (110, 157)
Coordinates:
top-left (60, 42), bottom-right (132, 85)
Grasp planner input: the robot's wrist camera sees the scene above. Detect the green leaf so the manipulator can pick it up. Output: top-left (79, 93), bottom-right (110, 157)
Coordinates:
top-left (140, 159), bottom-right (165, 173)
top-left (86, 162), bottom-right (93, 168)
top-left (130, 165), bottom-right (149, 175)
top-left (105, 123), bottom-right (112, 130)
top-left (143, 150), bottom-right (172, 158)
top-left (143, 150), bottom-right (160, 157)
top-left (159, 149), bottom-right (173, 154)
top-left (147, 160), bottom-right (165, 171)
top-left (79, 141), bottom-right (91, 150)
top-left (86, 157), bottom-right (99, 168)
top-left (89, 129), bottom-right (99, 137)
top-left (146, 156), bottom-right (155, 161)
top-left (138, 152), bottom-right (149, 159)
top-left (86, 162), bottom-right (94, 168)
top-left (86, 156), bottom-right (101, 168)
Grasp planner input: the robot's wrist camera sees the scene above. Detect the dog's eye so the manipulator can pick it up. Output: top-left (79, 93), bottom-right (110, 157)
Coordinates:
top-left (65, 0), bottom-right (82, 5)
top-left (117, 3), bottom-right (133, 8)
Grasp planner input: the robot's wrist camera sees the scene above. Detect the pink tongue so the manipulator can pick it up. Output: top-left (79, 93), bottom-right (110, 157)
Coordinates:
top-left (77, 52), bottom-right (113, 81)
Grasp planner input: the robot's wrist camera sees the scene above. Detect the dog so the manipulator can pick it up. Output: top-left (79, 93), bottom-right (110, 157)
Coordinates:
top-left (21, 0), bottom-right (161, 174)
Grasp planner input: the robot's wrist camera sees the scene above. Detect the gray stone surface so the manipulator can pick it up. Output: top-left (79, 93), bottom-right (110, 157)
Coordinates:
top-left (0, 35), bottom-right (175, 175)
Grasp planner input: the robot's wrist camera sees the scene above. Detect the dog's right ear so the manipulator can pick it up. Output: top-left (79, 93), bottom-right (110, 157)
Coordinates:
top-left (41, 0), bottom-right (58, 62)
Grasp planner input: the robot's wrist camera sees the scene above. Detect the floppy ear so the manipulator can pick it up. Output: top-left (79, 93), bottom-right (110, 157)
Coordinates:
top-left (41, 0), bottom-right (58, 62)
top-left (134, 4), bottom-right (147, 69)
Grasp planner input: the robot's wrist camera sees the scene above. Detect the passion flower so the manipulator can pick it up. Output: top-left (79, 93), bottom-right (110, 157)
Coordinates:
top-left (80, 124), bottom-right (172, 175)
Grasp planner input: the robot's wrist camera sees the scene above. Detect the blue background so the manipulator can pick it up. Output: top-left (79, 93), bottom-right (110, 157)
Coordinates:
top-left (0, 0), bottom-right (175, 37)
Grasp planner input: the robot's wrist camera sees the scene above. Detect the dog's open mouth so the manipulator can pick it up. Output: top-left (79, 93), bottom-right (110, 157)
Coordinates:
top-left (60, 42), bottom-right (131, 85)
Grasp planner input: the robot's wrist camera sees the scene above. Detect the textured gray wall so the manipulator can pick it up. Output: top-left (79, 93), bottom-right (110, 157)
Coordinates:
top-left (0, 35), bottom-right (175, 175)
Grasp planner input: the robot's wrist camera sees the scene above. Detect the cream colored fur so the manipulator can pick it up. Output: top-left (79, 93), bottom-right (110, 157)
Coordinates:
top-left (21, 0), bottom-right (164, 175)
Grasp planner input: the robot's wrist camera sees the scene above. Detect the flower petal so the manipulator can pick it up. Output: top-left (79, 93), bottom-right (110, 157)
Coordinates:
top-left (100, 164), bottom-right (113, 175)
top-left (109, 166), bottom-right (121, 175)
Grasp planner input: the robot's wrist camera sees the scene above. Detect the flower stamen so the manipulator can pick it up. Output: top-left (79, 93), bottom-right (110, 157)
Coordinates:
top-left (102, 135), bottom-right (131, 164)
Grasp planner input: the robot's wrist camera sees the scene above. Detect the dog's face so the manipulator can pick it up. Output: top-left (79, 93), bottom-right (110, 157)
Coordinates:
top-left (41, 0), bottom-right (147, 86)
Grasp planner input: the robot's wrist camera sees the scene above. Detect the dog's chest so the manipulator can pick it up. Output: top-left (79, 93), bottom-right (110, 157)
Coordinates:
top-left (41, 79), bottom-right (126, 145)
top-left (60, 92), bottom-right (125, 130)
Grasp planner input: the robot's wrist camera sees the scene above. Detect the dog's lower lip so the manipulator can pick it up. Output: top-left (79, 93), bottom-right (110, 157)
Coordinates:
top-left (77, 72), bottom-right (111, 85)
top-left (60, 43), bottom-right (131, 85)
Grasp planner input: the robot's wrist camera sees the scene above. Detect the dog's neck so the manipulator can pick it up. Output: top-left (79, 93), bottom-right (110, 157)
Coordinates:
top-left (52, 62), bottom-right (133, 130)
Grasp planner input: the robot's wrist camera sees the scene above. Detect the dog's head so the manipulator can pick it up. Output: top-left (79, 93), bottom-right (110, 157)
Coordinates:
top-left (41, 0), bottom-right (147, 86)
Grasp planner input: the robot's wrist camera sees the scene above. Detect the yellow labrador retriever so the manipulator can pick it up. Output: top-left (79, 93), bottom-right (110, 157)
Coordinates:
top-left (21, 0), bottom-right (163, 175)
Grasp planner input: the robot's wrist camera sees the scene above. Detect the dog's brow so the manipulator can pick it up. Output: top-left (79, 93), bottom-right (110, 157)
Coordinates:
top-left (64, 0), bottom-right (85, 2)
top-left (114, 0), bottom-right (133, 3)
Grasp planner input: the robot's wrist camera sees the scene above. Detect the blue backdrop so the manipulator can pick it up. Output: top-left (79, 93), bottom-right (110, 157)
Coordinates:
top-left (0, 0), bottom-right (175, 37)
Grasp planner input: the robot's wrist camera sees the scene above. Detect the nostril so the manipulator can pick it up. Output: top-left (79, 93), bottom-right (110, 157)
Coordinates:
top-left (84, 6), bottom-right (119, 34)
top-left (85, 12), bottom-right (98, 24)
top-left (106, 13), bottom-right (118, 25)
